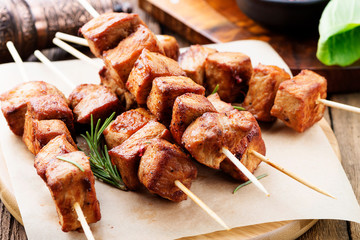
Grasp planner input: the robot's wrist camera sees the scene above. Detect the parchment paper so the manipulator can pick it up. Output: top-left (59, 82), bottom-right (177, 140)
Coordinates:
top-left (1, 41), bottom-right (359, 240)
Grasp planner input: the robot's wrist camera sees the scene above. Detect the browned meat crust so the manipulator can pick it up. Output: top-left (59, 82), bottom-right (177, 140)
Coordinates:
top-left (270, 70), bottom-right (327, 132)
top-left (179, 45), bottom-right (217, 85)
top-left (26, 95), bottom-right (74, 133)
top-left (103, 25), bottom-right (164, 85)
top-left (126, 49), bottom-right (185, 105)
top-left (147, 76), bottom-right (205, 125)
top-left (207, 93), bottom-right (234, 113)
top-left (80, 12), bottom-right (146, 58)
top-left (0, 81), bottom-right (66, 136)
top-left (156, 35), bottom-right (180, 60)
top-left (205, 52), bottom-right (253, 102)
top-left (103, 108), bottom-right (156, 149)
top-left (170, 93), bottom-right (217, 145)
top-left (69, 84), bottom-right (121, 124)
top-left (243, 64), bottom-right (291, 122)
top-left (108, 121), bottom-right (171, 190)
top-left (35, 137), bottom-right (100, 231)
top-left (139, 139), bottom-right (197, 202)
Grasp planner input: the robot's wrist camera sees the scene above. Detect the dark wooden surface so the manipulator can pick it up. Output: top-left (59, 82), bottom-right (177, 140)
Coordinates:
top-left (138, 0), bottom-right (360, 94)
top-left (1, 0), bottom-right (359, 239)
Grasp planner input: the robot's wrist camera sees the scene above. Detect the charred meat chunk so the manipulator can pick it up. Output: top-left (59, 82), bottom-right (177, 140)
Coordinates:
top-left (103, 108), bottom-right (156, 149)
top-left (103, 25), bottom-right (164, 85)
top-left (270, 70), bottom-right (327, 132)
top-left (205, 52), bottom-right (253, 102)
top-left (207, 93), bottom-right (234, 113)
top-left (147, 76), bottom-right (205, 125)
top-left (126, 49), bottom-right (185, 105)
top-left (139, 139), bottom-right (197, 202)
top-left (170, 93), bottom-right (217, 145)
top-left (108, 121), bottom-right (171, 190)
top-left (80, 12), bottom-right (145, 58)
top-left (156, 35), bottom-right (180, 60)
top-left (243, 64), bottom-right (291, 122)
top-left (0, 81), bottom-right (66, 136)
top-left (69, 84), bottom-right (121, 124)
top-left (179, 45), bottom-right (217, 85)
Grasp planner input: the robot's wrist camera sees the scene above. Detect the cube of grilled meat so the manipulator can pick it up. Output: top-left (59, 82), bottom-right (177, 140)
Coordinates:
top-left (147, 76), bottom-right (205, 125)
top-left (205, 52), bottom-right (253, 102)
top-left (170, 93), bottom-right (217, 145)
top-left (103, 108), bottom-right (156, 149)
top-left (0, 81), bottom-right (66, 136)
top-left (243, 64), bottom-right (291, 122)
top-left (220, 113), bottom-right (266, 182)
top-left (35, 140), bottom-right (100, 232)
top-left (80, 12), bottom-right (145, 58)
top-left (156, 35), bottom-right (180, 60)
top-left (127, 49), bottom-right (186, 105)
top-left (99, 66), bottom-right (137, 111)
top-left (35, 134), bottom-right (78, 181)
top-left (179, 45), bottom-right (217, 85)
top-left (270, 70), bottom-right (327, 132)
top-left (26, 94), bottom-right (74, 133)
top-left (139, 139), bottom-right (197, 202)
top-left (182, 110), bottom-right (258, 169)
top-left (23, 116), bottom-right (76, 155)
top-left (103, 25), bottom-right (164, 85)
top-left (207, 93), bottom-right (234, 113)
top-left (108, 121), bottom-right (171, 190)
top-left (69, 84), bottom-right (121, 124)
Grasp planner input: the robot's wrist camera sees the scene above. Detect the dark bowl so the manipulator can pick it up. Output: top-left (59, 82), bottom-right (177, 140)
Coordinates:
top-left (236, 0), bottom-right (329, 32)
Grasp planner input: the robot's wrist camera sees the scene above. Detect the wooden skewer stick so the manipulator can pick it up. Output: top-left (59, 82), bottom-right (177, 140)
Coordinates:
top-left (74, 202), bottom-right (96, 240)
top-left (55, 32), bottom-right (89, 47)
top-left (53, 38), bottom-right (102, 68)
top-left (222, 147), bottom-right (270, 197)
top-left (250, 150), bottom-right (335, 199)
top-left (317, 98), bottom-right (360, 114)
top-left (6, 41), bottom-right (29, 82)
top-left (174, 180), bottom-right (230, 231)
top-left (77, 0), bottom-right (99, 18)
top-left (33, 50), bottom-right (76, 89)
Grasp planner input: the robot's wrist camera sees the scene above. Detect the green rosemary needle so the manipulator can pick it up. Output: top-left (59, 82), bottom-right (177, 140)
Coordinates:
top-left (80, 112), bottom-right (127, 191)
top-left (233, 173), bottom-right (268, 194)
top-left (57, 156), bottom-right (84, 172)
top-left (211, 84), bottom-right (219, 95)
top-left (233, 105), bottom-right (245, 111)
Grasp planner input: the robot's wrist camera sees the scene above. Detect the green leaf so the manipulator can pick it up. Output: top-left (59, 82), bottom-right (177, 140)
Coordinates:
top-left (211, 84), bottom-right (219, 95)
top-left (233, 173), bottom-right (268, 194)
top-left (233, 105), bottom-right (245, 111)
top-left (317, 0), bottom-right (360, 66)
top-left (57, 156), bottom-right (85, 172)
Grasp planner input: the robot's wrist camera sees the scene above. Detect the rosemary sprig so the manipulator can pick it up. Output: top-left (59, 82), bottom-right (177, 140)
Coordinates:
top-left (57, 156), bottom-right (84, 172)
top-left (211, 84), bottom-right (219, 95)
top-left (233, 173), bottom-right (268, 194)
top-left (80, 113), bottom-right (127, 191)
top-left (233, 105), bottom-right (245, 111)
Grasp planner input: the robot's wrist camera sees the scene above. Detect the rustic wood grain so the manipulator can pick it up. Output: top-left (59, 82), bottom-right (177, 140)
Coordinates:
top-left (330, 93), bottom-right (360, 240)
top-left (138, 0), bottom-right (360, 94)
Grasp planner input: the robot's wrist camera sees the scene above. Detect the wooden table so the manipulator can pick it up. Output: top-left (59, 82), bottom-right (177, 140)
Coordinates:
top-left (0, 1), bottom-right (359, 239)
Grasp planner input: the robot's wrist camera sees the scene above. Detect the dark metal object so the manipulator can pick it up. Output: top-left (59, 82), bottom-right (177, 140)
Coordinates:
top-left (236, 0), bottom-right (329, 33)
top-left (0, 0), bottom-right (131, 63)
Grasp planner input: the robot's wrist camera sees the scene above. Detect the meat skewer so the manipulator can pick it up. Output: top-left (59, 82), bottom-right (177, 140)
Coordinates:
top-left (5, 43), bottom-right (98, 239)
top-left (55, 35), bottom-right (270, 197)
top-left (32, 44), bottom-right (230, 230)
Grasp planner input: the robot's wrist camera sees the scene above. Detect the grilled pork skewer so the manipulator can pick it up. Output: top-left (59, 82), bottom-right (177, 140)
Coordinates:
top-left (31, 43), bottom-right (230, 230)
top-left (2, 43), bottom-right (100, 238)
top-left (55, 18), bottom-right (269, 196)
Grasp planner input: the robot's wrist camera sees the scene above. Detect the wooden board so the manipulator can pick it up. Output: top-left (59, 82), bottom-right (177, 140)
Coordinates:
top-left (139, 0), bottom-right (360, 93)
top-left (0, 119), bottom-right (341, 239)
